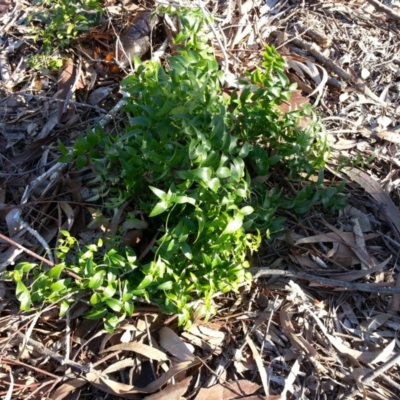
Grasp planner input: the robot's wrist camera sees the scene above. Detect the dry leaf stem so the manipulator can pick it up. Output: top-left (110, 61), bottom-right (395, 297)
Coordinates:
top-left (251, 268), bottom-right (400, 294)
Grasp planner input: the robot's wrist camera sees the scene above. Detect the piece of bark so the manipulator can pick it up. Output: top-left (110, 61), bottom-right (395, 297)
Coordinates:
top-left (365, 0), bottom-right (400, 21)
top-left (115, 11), bottom-right (158, 67)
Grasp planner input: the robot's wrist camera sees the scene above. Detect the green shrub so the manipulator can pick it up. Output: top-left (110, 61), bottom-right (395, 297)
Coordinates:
top-left (8, 7), bottom-right (345, 331)
top-left (29, 0), bottom-right (102, 50)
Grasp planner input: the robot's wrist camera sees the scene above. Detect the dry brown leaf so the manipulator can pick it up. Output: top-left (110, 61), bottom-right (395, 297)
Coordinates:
top-left (290, 254), bottom-right (321, 269)
top-left (280, 309), bottom-right (328, 375)
top-left (295, 231), bottom-right (379, 246)
top-left (181, 324), bottom-right (225, 354)
top-left (144, 376), bottom-right (192, 400)
top-left (37, 110), bottom-right (59, 139)
top-left (352, 218), bottom-right (367, 270)
top-left (181, 331), bottom-right (222, 355)
top-left (370, 338), bottom-right (396, 364)
top-left (375, 130), bottom-right (400, 144)
top-left (195, 380), bottom-right (261, 400)
top-left (159, 326), bottom-right (195, 361)
top-left (49, 378), bottom-right (87, 400)
top-left (56, 58), bottom-right (77, 123)
top-left (0, 0), bottom-right (11, 14)
top-left (87, 359), bottom-right (199, 397)
top-left (100, 342), bottom-right (168, 361)
top-left (281, 356), bottom-right (302, 399)
top-left (322, 221), bottom-right (375, 268)
top-left (246, 337), bottom-right (268, 396)
top-left (102, 358), bottom-right (136, 375)
top-left (59, 201), bottom-right (75, 231)
top-left (308, 310), bottom-right (386, 365)
top-left (343, 168), bottom-right (400, 237)
top-left (330, 256), bottom-right (391, 282)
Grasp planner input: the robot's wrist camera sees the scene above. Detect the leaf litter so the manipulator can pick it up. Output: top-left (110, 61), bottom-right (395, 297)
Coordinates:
top-left (1, 0), bottom-right (400, 399)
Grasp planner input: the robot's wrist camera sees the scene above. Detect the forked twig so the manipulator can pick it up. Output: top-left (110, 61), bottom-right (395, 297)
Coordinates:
top-left (365, 0), bottom-right (400, 21)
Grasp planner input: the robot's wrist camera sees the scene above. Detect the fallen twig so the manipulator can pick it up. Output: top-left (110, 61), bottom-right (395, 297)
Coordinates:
top-left (0, 231), bottom-right (53, 270)
top-left (10, 327), bottom-right (105, 377)
top-left (365, 0), bottom-right (400, 21)
top-left (250, 268), bottom-right (400, 295)
top-left (270, 30), bottom-right (352, 81)
top-left (340, 351), bottom-right (400, 399)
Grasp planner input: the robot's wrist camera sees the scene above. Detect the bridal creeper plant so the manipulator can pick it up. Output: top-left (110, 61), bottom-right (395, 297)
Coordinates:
top-left (8, 8), bottom-right (346, 332)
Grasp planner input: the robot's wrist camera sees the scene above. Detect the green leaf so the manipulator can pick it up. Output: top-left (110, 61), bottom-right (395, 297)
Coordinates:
top-left (88, 271), bottom-right (105, 290)
top-left (90, 292), bottom-right (102, 305)
top-left (48, 263), bottom-right (64, 279)
top-left (16, 281), bottom-right (31, 311)
top-left (137, 275), bottom-right (153, 289)
top-left (105, 313), bottom-right (121, 332)
top-left (238, 142), bottom-right (251, 158)
top-left (85, 307), bottom-right (107, 320)
top-left (240, 206), bottom-right (254, 216)
top-left (16, 262), bottom-right (36, 273)
top-left (149, 201), bottom-right (169, 217)
top-left (105, 298), bottom-right (123, 312)
top-left (102, 284), bottom-right (116, 300)
top-left (216, 166), bottom-right (230, 178)
top-left (124, 301), bottom-right (134, 315)
top-left (58, 153), bottom-right (73, 163)
top-left (59, 300), bottom-right (70, 317)
top-left (149, 186), bottom-right (167, 200)
top-left (58, 139), bottom-right (69, 155)
top-left (130, 116), bottom-right (151, 127)
top-left (207, 177), bottom-right (220, 193)
top-left (87, 130), bottom-right (100, 146)
top-left (181, 242), bottom-right (193, 260)
top-left (76, 154), bottom-right (87, 170)
top-left (51, 279), bottom-right (69, 293)
top-left (191, 167), bottom-right (212, 183)
top-left (74, 136), bottom-right (91, 152)
top-left (222, 214), bottom-right (243, 235)
top-left (157, 281), bottom-right (174, 290)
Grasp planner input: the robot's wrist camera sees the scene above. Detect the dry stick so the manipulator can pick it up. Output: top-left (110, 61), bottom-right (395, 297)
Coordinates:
top-left (270, 31), bottom-right (352, 81)
top-left (7, 86), bottom-right (129, 268)
top-left (0, 231), bottom-right (53, 269)
top-left (0, 232), bottom-right (82, 281)
top-left (250, 268), bottom-right (400, 295)
top-left (340, 352), bottom-right (400, 400)
top-left (3, 359), bottom-right (60, 380)
top-left (10, 328), bottom-right (105, 377)
top-left (365, 0), bottom-right (400, 21)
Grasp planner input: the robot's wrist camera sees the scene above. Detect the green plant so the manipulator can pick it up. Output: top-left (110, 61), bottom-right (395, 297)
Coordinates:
top-left (28, 53), bottom-right (64, 72)
top-left (29, 0), bottom-right (102, 50)
top-left (9, 7), bottom-right (346, 331)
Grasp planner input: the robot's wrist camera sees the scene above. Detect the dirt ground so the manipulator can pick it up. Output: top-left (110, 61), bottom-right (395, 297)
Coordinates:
top-left (1, 0), bottom-right (400, 399)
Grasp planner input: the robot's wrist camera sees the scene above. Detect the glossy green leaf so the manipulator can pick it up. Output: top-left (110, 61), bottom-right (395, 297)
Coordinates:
top-left (207, 177), bottom-right (220, 193)
top-left (59, 300), bottom-right (70, 317)
top-left (157, 281), bottom-right (174, 290)
top-left (84, 307), bottom-right (108, 320)
top-left (16, 281), bottom-right (31, 311)
top-left (149, 201), bottom-right (169, 217)
top-left (221, 214), bottom-right (243, 235)
top-left (48, 263), bottom-right (64, 279)
top-left (124, 301), bottom-right (134, 315)
top-left (51, 280), bottom-right (68, 292)
top-left (216, 167), bottom-right (230, 178)
top-left (105, 298), bottom-right (123, 312)
top-left (102, 284), bottom-right (117, 300)
top-left (88, 271), bottom-right (105, 290)
top-left (137, 275), bottom-right (153, 289)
